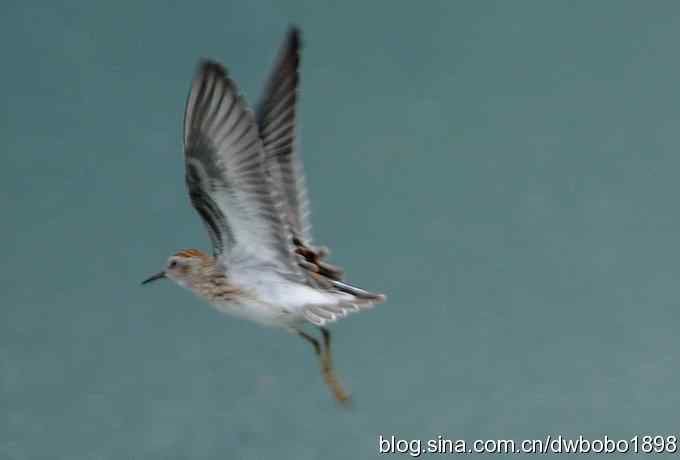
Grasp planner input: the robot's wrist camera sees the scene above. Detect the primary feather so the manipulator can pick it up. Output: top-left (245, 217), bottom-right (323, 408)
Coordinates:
top-left (183, 61), bottom-right (302, 278)
top-left (256, 27), bottom-right (313, 243)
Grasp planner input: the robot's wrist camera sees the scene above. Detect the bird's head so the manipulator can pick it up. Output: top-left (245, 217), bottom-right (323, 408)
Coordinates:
top-left (142, 249), bottom-right (212, 289)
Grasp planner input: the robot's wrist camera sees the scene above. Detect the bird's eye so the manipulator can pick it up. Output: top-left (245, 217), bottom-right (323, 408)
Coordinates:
top-left (169, 261), bottom-right (178, 269)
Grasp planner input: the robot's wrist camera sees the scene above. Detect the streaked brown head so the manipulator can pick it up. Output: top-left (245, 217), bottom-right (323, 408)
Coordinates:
top-left (142, 248), bottom-right (213, 289)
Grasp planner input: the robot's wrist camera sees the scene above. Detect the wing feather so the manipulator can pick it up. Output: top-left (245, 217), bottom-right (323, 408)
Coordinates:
top-left (183, 61), bottom-right (300, 275)
top-left (256, 26), bottom-right (313, 242)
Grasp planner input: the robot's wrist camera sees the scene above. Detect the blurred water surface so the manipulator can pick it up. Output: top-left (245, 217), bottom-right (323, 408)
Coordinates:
top-left (3, 1), bottom-right (680, 458)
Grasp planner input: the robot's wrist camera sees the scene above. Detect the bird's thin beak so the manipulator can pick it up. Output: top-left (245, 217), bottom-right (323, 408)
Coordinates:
top-left (141, 271), bottom-right (166, 285)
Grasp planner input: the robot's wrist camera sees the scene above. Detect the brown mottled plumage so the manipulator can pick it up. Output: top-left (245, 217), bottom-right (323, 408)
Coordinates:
top-left (174, 248), bottom-right (210, 259)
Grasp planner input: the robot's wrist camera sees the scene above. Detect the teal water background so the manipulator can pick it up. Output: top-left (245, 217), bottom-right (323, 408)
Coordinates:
top-left (3, 1), bottom-right (680, 458)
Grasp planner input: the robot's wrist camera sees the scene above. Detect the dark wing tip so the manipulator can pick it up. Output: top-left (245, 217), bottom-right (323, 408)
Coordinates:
top-left (184, 58), bottom-right (231, 146)
top-left (287, 25), bottom-right (302, 50)
top-left (195, 59), bottom-right (229, 80)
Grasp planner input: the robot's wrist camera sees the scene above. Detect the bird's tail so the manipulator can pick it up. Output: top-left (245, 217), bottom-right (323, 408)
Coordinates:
top-left (329, 279), bottom-right (386, 303)
top-left (302, 280), bottom-right (386, 326)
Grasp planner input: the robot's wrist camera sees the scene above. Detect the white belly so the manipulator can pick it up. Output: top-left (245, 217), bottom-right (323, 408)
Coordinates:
top-left (198, 269), bottom-right (347, 328)
top-left (209, 296), bottom-right (302, 328)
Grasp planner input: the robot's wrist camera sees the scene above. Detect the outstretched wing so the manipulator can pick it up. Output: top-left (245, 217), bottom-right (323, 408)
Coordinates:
top-left (256, 26), bottom-right (313, 243)
top-left (183, 61), bottom-right (300, 274)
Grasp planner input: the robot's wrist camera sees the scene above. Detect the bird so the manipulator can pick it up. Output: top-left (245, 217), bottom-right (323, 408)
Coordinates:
top-left (142, 27), bottom-right (385, 405)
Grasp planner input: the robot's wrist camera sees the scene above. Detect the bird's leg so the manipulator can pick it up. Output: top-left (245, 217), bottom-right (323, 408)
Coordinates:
top-left (297, 328), bottom-right (351, 406)
top-left (298, 330), bottom-right (321, 356)
top-left (320, 327), bottom-right (351, 406)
